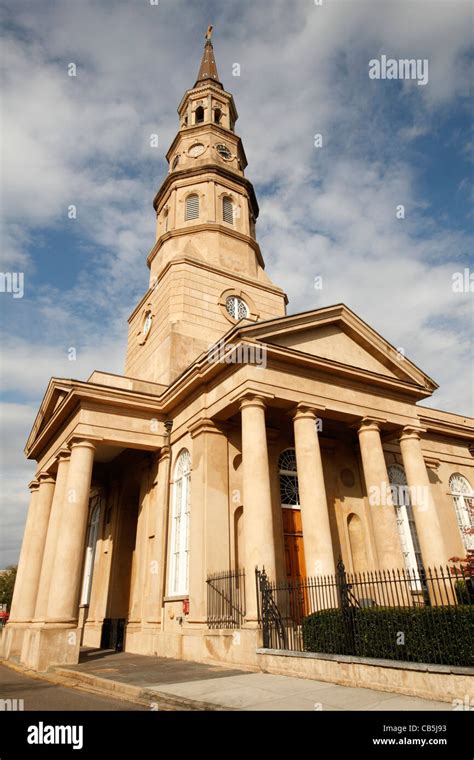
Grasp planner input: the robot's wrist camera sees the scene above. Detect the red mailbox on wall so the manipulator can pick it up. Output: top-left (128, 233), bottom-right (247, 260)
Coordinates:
top-left (182, 598), bottom-right (190, 615)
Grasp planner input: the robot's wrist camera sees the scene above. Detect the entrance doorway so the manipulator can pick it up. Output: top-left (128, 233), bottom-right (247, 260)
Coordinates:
top-left (279, 449), bottom-right (307, 621)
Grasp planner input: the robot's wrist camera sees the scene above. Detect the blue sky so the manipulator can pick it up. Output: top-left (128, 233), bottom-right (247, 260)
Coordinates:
top-left (0, 0), bottom-right (473, 565)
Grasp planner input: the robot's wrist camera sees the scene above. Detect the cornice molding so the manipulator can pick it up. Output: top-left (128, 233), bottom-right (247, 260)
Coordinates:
top-left (146, 223), bottom-right (265, 271)
top-left (152, 163), bottom-right (258, 215)
top-left (127, 254), bottom-right (288, 324)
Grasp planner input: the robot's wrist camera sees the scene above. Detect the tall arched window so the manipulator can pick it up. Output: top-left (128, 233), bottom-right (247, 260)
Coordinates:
top-left (214, 107), bottom-right (222, 124)
top-left (279, 448), bottom-right (300, 507)
top-left (195, 106), bottom-right (204, 124)
top-left (185, 193), bottom-right (199, 221)
top-left (387, 464), bottom-right (423, 583)
top-left (449, 473), bottom-right (473, 551)
top-left (169, 449), bottom-right (191, 595)
top-left (222, 196), bottom-right (234, 225)
top-left (80, 497), bottom-right (101, 606)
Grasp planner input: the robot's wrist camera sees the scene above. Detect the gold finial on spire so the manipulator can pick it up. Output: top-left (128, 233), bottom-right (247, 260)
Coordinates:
top-left (206, 25), bottom-right (213, 42)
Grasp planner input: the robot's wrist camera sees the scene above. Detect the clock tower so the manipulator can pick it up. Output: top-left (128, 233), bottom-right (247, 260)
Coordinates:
top-left (125, 29), bottom-right (288, 386)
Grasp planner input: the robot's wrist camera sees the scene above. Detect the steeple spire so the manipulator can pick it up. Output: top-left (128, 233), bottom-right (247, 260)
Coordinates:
top-left (195, 25), bottom-right (222, 89)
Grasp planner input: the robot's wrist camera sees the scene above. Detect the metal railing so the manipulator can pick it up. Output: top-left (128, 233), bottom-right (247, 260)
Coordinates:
top-left (256, 561), bottom-right (474, 666)
top-left (206, 569), bottom-right (246, 629)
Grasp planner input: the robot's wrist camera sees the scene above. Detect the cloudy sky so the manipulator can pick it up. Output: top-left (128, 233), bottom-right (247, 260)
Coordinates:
top-left (0, 0), bottom-right (472, 566)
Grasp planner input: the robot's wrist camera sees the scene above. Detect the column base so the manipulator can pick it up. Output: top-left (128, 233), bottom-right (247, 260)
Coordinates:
top-left (1, 621), bottom-right (31, 659)
top-left (21, 623), bottom-right (81, 672)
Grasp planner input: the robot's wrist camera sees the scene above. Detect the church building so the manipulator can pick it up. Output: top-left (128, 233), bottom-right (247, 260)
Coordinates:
top-left (3, 32), bottom-right (473, 672)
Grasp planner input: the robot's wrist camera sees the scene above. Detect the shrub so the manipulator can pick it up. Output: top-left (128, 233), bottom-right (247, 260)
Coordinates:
top-left (302, 605), bottom-right (474, 666)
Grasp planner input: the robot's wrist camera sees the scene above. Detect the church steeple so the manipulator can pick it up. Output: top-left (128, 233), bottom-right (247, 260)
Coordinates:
top-left (195, 25), bottom-right (222, 89)
top-left (124, 29), bottom-right (287, 386)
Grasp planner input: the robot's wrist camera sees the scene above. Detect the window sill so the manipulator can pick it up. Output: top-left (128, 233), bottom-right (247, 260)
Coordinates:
top-left (164, 595), bottom-right (189, 603)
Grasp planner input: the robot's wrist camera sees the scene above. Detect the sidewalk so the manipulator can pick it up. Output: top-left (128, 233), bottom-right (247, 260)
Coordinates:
top-left (48, 649), bottom-right (451, 711)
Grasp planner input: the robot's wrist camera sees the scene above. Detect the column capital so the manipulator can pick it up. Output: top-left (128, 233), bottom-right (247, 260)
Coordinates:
top-left (356, 416), bottom-right (386, 434)
top-left (69, 438), bottom-right (97, 452)
top-left (399, 425), bottom-right (427, 442)
top-left (239, 394), bottom-right (267, 411)
top-left (28, 479), bottom-right (40, 492)
top-left (37, 471), bottom-right (55, 485)
top-left (189, 418), bottom-right (225, 438)
top-left (157, 444), bottom-right (171, 462)
top-left (56, 448), bottom-right (71, 463)
top-left (293, 403), bottom-right (325, 421)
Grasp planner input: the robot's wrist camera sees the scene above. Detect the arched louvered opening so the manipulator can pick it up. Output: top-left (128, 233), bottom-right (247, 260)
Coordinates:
top-left (223, 196), bottom-right (234, 225)
top-left (185, 193), bottom-right (199, 221)
top-left (195, 106), bottom-right (204, 124)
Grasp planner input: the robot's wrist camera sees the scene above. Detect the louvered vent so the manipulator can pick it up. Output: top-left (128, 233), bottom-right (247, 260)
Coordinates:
top-left (185, 194), bottom-right (199, 220)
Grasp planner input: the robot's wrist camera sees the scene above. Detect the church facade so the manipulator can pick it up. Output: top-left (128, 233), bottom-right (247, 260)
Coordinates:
top-left (3, 35), bottom-right (473, 673)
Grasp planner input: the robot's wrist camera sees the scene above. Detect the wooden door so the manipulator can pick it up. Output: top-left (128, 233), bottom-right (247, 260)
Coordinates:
top-left (282, 508), bottom-right (307, 621)
top-left (283, 508), bottom-right (306, 581)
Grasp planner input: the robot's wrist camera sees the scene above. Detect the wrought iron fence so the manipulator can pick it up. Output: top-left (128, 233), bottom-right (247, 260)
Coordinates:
top-left (256, 561), bottom-right (474, 667)
top-left (206, 569), bottom-right (246, 629)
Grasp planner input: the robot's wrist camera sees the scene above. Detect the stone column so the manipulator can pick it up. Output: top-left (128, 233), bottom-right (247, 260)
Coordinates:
top-left (12, 473), bottom-right (55, 623)
top-left (33, 450), bottom-right (71, 622)
top-left (357, 418), bottom-right (405, 570)
top-left (240, 395), bottom-right (276, 621)
top-left (399, 426), bottom-right (445, 568)
top-left (46, 440), bottom-right (95, 623)
top-left (293, 405), bottom-right (335, 577)
top-left (189, 420), bottom-right (230, 623)
top-left (3, 479), bottom-right (43, 658)
top-left (129, 465), bottom-right (152, 624)
top-left (144, 448), bottom-right (170, 625)
top-left (8, 480), bottom-right (40, 624)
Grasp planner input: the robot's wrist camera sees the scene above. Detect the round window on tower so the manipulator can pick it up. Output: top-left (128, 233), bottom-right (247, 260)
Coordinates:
top-left (139, 308), bottom-right (153, 344)
top-left (225, 296), bottom-right (249, 321)
top-left (188, 142), bottom-right (205, 158)
top-left (216, 143), bottom-right (232, 160)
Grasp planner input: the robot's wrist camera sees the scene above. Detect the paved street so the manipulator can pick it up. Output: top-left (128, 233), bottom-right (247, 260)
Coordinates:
top-left (0, 664), bottom-right (146, 711)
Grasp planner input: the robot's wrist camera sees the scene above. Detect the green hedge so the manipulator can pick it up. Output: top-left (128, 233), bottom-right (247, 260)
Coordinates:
top-left (302, 605), bottom-right (474, 666)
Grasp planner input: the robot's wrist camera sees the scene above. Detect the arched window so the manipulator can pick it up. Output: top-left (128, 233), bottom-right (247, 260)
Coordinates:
top-left (449, 473), bottom-right (473, 551)
top-left (169, 449), bottom-right (191, 595)
top-left (279, 448), bottom-right (300, 507)
top-left (225, 295), bottom-right (249, 320)
top-left (185, 193), bottom-right (199, 221)
top-left (223, 196), bottom-right (234, 225)
top-left (163, 208), bottom-right (169, 233)
top-left (214, 107), bottom-right (222, 124)
top-left (387, 464), bottom-right (423, 583)
top-left (80, 498), bottom-right (101, 606)
top-left (195, 106), bottom-right (204, 124)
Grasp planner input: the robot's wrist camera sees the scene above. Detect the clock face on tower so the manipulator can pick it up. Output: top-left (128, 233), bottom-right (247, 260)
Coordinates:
top-left (215, 143), bottom-right (232, 160)
top-left (188, 142), bottom-right (205, 158)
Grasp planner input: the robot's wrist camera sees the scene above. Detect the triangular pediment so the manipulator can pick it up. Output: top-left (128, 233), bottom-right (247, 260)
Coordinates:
top-left (25, 379), bottom-right (73, 453)
top-left (239, 304), bottom-right (437, 391)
